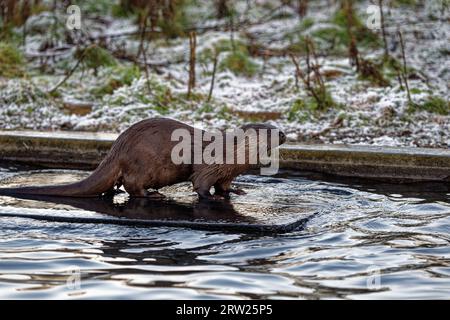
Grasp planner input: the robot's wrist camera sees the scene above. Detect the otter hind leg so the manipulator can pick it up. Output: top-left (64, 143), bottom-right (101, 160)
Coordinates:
top-left (124, 186), bottom-right (165, 199)
top-left (123, 175), bottom-right (149, 198)
top-left (123, 177), bottom-right (166, 199)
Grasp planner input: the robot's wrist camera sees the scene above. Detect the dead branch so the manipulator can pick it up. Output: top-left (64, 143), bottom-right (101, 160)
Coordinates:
top-left (343, 0), bottom-right (360, 70)
top-left (207, 50), bottom-right (219, 102)
top-left (187, 31), bottom-right (197, 98)
top-left (398, 30), bottom-right (412, 103)
top-left (48, 45), bottom-right (93, 94)
top-left (379, 0), bottom-right (389, 59)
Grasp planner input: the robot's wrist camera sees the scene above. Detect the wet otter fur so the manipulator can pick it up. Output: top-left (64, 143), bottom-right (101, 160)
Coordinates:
top-left (0, 118), bottom-right (286, 200)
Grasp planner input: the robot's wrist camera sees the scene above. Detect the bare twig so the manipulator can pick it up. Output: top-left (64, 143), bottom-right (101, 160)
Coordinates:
top-left (290, 38), bottom-right (331, 110)
top-left (187, 31), bottom-right (197, 98)
top-left (290, 52), bottom-right (321, 106)
top-left (207, 50), bottom-right (219, 102)
top-left (398, 30), bottom-right (412, 103)
top-left (135, 8), bottom-right (152, 94)
top-left (297, 0), bottom-right (308, 17)
top-left (136, 8), bottom-right (150, 60)
top-left (48, 45), bottom-right (92, 94)
top-left (379, 0), bottom-right (389, 59)
top-left (344, 0), bottom-right (360, 71)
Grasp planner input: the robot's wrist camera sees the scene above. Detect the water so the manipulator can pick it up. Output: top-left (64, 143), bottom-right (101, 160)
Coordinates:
top-left (0, 164), bottom-right (449, 299)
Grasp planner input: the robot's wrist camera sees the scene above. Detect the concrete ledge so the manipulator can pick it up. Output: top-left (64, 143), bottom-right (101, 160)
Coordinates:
top-left (281, 144), bottom-right (450, 182)
top-left (0, 131), bottom-right (115, 169)
top-left (0, 130), bottom-right (449, 182)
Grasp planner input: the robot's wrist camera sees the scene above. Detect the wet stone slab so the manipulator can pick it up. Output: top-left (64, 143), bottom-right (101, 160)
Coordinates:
top-left (0, 169), bottom-right (315, 234)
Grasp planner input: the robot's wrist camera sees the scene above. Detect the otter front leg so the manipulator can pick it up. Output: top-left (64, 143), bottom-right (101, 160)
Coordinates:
top-left (193, 180), bottom-right (224, 201)
top-left (214, 182), bottom-right (231, 199)
top-left (214, 181), bottom-right (246, 198)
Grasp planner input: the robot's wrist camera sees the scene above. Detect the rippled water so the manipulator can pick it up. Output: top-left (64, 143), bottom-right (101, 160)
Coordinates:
top-left (0, 164), bottom-right (449, 299)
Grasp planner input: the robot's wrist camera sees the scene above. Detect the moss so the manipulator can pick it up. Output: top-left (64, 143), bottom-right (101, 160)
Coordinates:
top-left (91, 65), bottom-right (141, 97)
top-left (408, 97), bottom-right (449, 115)
top-left (0, 42), bottom-right (25, 78)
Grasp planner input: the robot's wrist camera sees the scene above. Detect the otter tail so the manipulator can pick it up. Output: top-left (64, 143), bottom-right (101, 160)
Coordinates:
top-left (0, 156), bottom-right (121, 198)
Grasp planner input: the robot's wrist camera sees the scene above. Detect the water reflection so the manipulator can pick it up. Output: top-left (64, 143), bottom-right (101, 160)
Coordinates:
top-left (0, 167), bottom-right (449, 299)
top-left (0, 193), bottom-right (254, 223)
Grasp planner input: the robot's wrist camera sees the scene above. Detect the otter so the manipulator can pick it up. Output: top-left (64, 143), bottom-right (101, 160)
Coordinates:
top-left (0, 118), bottom-right (286, 200)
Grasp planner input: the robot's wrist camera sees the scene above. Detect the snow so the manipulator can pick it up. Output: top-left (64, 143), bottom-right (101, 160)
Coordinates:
top-left (0, 0), bottom-right (448, 148)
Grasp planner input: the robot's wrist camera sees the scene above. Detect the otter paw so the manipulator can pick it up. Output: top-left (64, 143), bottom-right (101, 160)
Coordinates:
top-left (230, 188), bottom-right (246, 196)
top-left (146, 191), bottom-right (166, 199)
top-left (199, 194), bottom-right (227, 201)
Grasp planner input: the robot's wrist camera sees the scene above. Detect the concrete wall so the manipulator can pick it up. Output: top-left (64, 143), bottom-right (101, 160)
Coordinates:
top-left (1, 131), bottom-right (449, 182)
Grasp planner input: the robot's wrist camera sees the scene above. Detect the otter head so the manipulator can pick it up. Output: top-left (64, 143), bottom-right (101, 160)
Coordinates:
top-left (230, 123), bottom-right (286, 167)
top-left (240, 123), bottom-right (286, 150)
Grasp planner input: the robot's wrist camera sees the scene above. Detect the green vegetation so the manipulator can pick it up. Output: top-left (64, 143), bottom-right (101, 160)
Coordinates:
top-left (111, 0), bottom-right (190, 38)
top-left (312, 8), bottom-right (381, 54)
top-left (408, 97), bottom-right (449, 115)
top-left (358, 59), bottom-right (390, 87)
top-left (220, 50), bottom-right (258, 77)
top-left (288, 93), bottom-right (337, 122)
top-left (106, 75), bottom-right (209, 115)
top-left (299, 17), bottom-right (315, 31)
top-left (392, 0), bottom-right (418, 7)
top-left (75, 46), bottom-right (117, 75)
top-left (73, 0), bottom-right (112, 15)
top-left (0, 42), bottom-right (25, 78)
top-left (200, 39), bottom-right (246, 62)
top-left (200, 39), bottom-right (258, 77)
top-left (91, 65), bottom-right (141, 97)
top-left (158, 4), bottom-right (190, 38)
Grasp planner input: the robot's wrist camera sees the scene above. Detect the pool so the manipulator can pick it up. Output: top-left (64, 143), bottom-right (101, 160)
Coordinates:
top-left (0, 163), bottom-right (449, 299)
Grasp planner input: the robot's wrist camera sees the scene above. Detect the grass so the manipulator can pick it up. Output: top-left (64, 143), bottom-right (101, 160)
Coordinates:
top-left (91, 65), bottom-right (141, 97)
top-left (358, 59), bottom-right (391, 87)
top-left (408, 97), bottom-right (449, 116)
top-left (75, 45), bottom-right (117, 75)
top-left (220, 51), bottom-right (258, 77)
top-left (199, 39), bottom-right (258, 77)
top-left (312, 8), bottom-right (382, 54)
top-left (287, 94), bottom-right (337, 122)
top-left (392, 0), bottom-right (418, 6)
top-left (0, 42), bottom-right (25, 78)
top-left (200, 39), bottom-right (247, 62)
